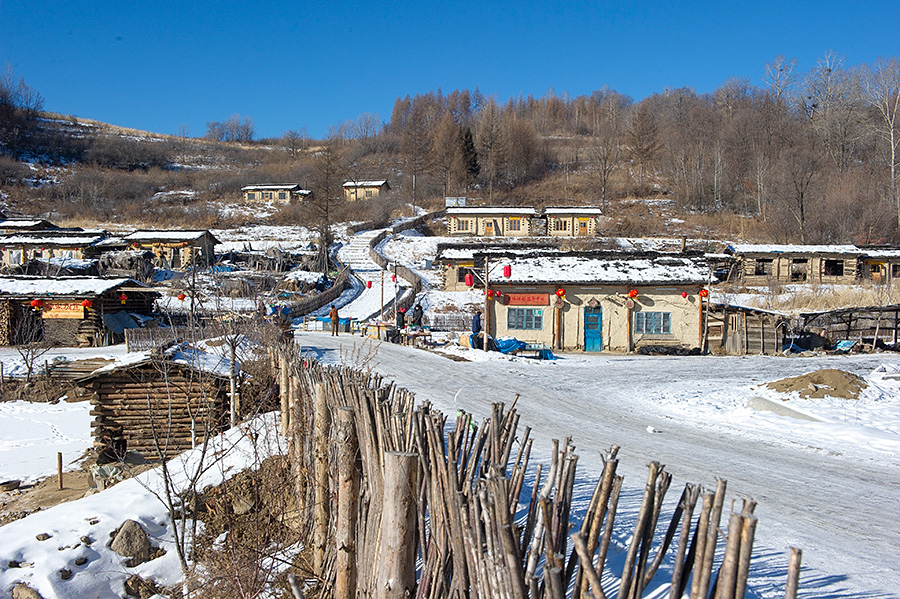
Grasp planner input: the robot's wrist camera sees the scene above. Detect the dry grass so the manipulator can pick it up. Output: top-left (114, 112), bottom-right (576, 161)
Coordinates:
top-left (720, 281), bottom-right (900, 314)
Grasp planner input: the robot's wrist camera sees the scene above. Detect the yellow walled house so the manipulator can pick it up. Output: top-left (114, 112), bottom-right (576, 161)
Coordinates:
top-left (544, 207), bottom-right (604, 237)
top-left (473, 251), bottom-right (710, 353)
top-left (343, 180), bottom-right (390, 201)
top-left (0, 230), bottom-right (107, 267)
top-left (122, 230), bottom-right (220, 270)
top-left (445, 207), bottom-right (538, 237)
top-left (242, 184), bottom-right (311, 203)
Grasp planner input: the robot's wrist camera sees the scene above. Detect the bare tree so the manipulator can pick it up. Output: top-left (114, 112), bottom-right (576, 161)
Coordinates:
top-left (862, 57), bottom-right (900, 230)
top-left (626, 102), bottom-right (663, 191)
top-left (309, 134), bottom-right (346, 272)
top-left (763, 55), bottom-right (799, 103)
top-left (12, 305), bottom-right (49, 383)
top-left (281, 129), bottom-right (307, 160)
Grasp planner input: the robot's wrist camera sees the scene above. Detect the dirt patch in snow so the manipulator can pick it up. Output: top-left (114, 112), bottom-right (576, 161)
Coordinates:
top-left (765, 369), bottom-right (867, 400)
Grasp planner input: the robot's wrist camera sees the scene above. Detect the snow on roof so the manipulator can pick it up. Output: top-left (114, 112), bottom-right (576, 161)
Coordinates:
top-left (437, 245), bottom-right (560, 261)
top-left (494, 253), bottom-right (709, 285)
top-left (0, 276), bottom-right (142, 297)
top-left (727, 243), bottom-right (863, 255)
top-left (446, 207), bottom-right (538, 215)
top-left (543, 207), bottom-right (604, 215)
top-left (861, 249), bottom-right (900, 259)
top-left (82, 344), bottom-right (234, 380)
top-left (241, 184), bottom-right (301, 191)
top-left (0, 232), bottom-right (105, 246)
top-left (343, 180), bottom-right (388, 187)
top-left (123, 230), bottom-right (218, 243)
top-left (0, 219), bottom-right (52, 228)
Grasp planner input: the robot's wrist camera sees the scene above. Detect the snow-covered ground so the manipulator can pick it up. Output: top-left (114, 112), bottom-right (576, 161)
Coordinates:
top-left (296, 332), bottom-right (900, 599)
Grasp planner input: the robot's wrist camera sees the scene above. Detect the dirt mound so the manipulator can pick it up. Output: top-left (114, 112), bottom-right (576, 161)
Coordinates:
top-left (765, 369), bottom-right (867, 400)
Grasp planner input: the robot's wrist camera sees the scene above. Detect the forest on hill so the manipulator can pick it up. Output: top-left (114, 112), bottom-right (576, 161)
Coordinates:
top-left (1, 53), bottom-right (898, 245)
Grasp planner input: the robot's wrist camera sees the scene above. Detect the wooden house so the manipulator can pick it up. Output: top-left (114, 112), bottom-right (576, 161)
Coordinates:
top-left (705, 303), bottom-right (787, 355)
top-left (122, 230), bottom-right (219, 269)
top-left (725, 244), bottom-right (863, 285)
top-left (544, 207), bottom-right (604, 237)
top-left (445, 207), bottom-right (539, 237)
top-left (0, 230), bottom-right (107, 268)
top-left (343, 180), bottom-right (390, 201)
top-left (76, 346), bottom-right (233, 459)
top-left (241, 184), bottom-right (312, 204)
top-left (474, 251), bottom-right (710, 352)
top-left (0, 276), bottom-right (160, 346)
top-left (859, 248), bottom-right (900, 286)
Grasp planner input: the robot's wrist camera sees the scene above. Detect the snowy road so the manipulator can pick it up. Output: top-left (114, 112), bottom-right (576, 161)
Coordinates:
top-left (295, 332), bottom-right (900, 599)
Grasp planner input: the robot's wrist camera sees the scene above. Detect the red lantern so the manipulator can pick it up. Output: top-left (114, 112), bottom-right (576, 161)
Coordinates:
top-left (503, 265), bottom-right (511, 278)
top-left (556, 288), bottom-right (566, 298)
top-left (177, 293), bottom-right (186, 301)
top-left (118, 293), bottom-right (128, 304)
top-left (464, 273), bottom-right (474, 287)
top-left (681, 291), bottom-right (688, 299)
top-left (487, 289), bottom-right (495, 298)
top-left (628, 289), bottom-right (639, 298)
top-left (495, 290), bottom-right (502, 297)
top-left (391, 274), bottom-right (396, 282)
top-left (81, 299), bottom-right (93, 309)
top-left (699, 288), bottom-right (709, 298)
top-left (30, 299), bottom-right (43, 310)
top-left (366, 281), bottom-right (372, 289)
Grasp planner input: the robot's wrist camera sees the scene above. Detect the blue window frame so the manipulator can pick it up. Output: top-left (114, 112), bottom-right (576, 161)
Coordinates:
top-left (508, 308), bottom-right (543, 330)
top-left (634, 311), bottom-right (671, 335)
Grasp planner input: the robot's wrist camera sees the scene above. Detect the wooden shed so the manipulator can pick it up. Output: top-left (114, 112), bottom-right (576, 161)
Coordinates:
top-left (0, 276), bottom-right (160, 346)
top-left (76, 346), bottom-right (232, 459)
top-left (122, 230), bottom-right (220, 269)
top-left (725, 244), bottom-right (863, 285)
top-left (705, 303), bottom-right (788, 355)
top-left (799, 304), bottom-right (900, 349)
top-left (0, 229), bottom-right (108, 268)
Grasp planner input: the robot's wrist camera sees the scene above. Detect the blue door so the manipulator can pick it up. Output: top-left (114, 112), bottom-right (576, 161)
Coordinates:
top-left (584, 307), bottom-right (602, 351)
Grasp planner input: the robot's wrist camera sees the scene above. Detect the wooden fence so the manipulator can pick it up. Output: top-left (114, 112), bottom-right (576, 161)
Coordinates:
top-left (275, 345), bottom-right (801, 599)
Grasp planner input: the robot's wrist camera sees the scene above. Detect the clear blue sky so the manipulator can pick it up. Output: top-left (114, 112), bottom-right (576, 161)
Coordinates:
top-left (2, 1), bottom-right (897, 140)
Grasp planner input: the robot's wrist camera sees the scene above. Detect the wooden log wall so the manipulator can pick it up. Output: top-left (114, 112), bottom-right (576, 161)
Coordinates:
top-left (86, 365), bottom-right (228, 458)
top-left (278, 347), bottom-right (798, 599)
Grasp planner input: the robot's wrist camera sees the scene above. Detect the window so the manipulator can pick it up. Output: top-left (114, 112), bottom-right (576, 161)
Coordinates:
top-left (457, 219), bottom-right (470, 231)
top-left (892, 264), bottom-right (900, 278)
top-left (365, 190), bottom-right (373, 198)
top-left (554, 219), bottom-right (568, 231)
top-left (8, 250), bottom-right (23, 265)
top-left (278, 192), bottom-right (287, 200)
top-left (263, 192), bottom-right (272, 199)
top-left (754, 258), bottom-right (773, 275)
top-left (508, 308), bottom-right (543, 330)
top-left (509, 218), bottom-right (521, 231)
top-left (824, 259), bottom-right (845, 276)
top-left (790, 259), bottom-right (808, 282)
top-left (634, 311), bottom-right (671, 335)
top-left (246, 192), bottom-right (256, 200)
top-left (457, 267), bottom-right (474, 283)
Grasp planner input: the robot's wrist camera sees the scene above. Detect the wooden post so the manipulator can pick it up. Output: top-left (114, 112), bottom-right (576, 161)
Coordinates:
top-left (335, 407), bottom-right (359, 599)
top-left (313, 383), bottom-right (331, 574)
top-left (784, 547), bottom-right (802, 599)
top-left (483, 256), bottom-right (490, 352)
top-left (696, 478), bottom-right (727, 599)
top-left (627, 305), bottom-right (633, 353)
top-left (376, 451), bottom-right (418, 599)
top-left (715, 512), bottom-right (744, 599)
top-left (279, 354), bottom-right (290, 436)
top-left (57, 452), bottom-right (63, 490)
top-left (735, 516), bottom-right (757, 599)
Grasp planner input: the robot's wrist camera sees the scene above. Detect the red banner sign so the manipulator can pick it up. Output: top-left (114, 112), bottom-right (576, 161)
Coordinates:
top-left (505, 293), bottom-right (549, 306)
top-left (42, 300), bottom-right (86, 319)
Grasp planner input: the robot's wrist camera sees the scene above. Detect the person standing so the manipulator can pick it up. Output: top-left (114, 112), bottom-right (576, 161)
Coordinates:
top-left (396, 307), bottom-right (406, 329)
top-left (328, 305), bottom-right (340, 336)
top-left (411, 304), bottom-right (424, 328)
top-left (472, 309), bottom-right (482, 335)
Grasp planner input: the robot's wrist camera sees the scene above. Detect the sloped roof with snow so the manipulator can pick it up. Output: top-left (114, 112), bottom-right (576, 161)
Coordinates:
top-left (123, 230), bottom-right (220, 244)
top-left (544, 207), bottom-right (604, 215)
top-left (446, 207), bottom-right (538, 216)
top-left (436, 243), bottom-right (560, 261)
top-left (343, 180), bottom-right (388, 187)
top-left (0, 231), bottom-right (106, 246)
top-left (241, 184), bottom-right (301, 191)
top-left (726, 244), bottom-right (863, 256)
top-left (0, 276), bottom-right (151, 298)
top-left (488, 252), bottom-right (709, 285)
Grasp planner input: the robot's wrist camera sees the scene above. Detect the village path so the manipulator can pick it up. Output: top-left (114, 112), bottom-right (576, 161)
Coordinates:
top-left (294, 331), bottom-right (900, 599)
top-left (331, 229), bottom-right (411, 321)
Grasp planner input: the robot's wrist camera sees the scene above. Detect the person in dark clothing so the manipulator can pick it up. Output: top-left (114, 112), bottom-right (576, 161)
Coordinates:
top-left (472, 309), bottom-right (482, 334)
top-left (411, 304), bottom-right (424, 327)
top-left (396, 307), bottom-right (406, 329)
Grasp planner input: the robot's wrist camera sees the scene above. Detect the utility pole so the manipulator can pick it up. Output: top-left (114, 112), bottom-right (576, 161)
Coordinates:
top-left (483, 256), bottom-right (490, 352)
top-left (380, 269), bottom-right (385, 322)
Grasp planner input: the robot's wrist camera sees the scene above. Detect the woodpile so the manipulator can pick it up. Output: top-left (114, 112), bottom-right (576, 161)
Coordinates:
top-left (277, 346), bottom-right (801, 599)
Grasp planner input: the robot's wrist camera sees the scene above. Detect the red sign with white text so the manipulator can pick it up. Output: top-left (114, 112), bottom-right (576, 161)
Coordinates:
top-left (505, 293), bottom-right (549, 306)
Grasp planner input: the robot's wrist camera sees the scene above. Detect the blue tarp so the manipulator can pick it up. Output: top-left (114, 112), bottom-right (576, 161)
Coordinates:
top-left (495, 337), bottom-right (526, 354)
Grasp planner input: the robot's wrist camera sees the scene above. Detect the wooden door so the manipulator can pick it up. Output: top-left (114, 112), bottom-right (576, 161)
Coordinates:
top-left (584, 307), bottom-right (602, 351)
